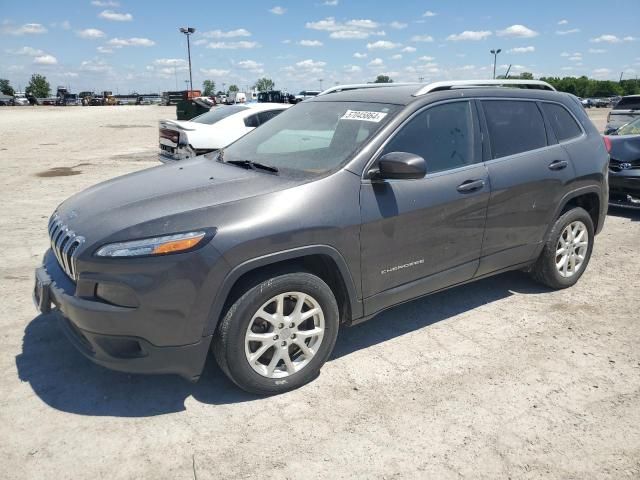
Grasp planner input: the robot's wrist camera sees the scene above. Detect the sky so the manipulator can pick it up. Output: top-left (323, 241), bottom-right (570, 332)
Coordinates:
top-left (1, 0), bottom-right (639, 94)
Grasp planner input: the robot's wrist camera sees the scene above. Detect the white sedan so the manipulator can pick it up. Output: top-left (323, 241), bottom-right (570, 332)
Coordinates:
top-left (158, 102), bottom-right (291, 162)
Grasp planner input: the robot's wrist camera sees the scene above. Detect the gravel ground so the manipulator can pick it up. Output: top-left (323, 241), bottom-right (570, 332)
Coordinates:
top-left (1, 106), bottom-right (639, 479)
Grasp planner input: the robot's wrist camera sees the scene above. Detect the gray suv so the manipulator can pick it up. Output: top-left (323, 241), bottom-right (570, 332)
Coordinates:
top-left (34, 80), bottom-right (609, 394)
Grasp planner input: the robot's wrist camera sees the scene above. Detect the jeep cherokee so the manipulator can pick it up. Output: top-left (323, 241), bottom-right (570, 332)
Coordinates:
top-left (34, 80), bottom-right (609, 394)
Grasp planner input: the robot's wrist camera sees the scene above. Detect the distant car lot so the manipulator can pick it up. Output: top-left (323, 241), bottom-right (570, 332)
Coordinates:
top-left (1, 105), bottom-right (639, 479)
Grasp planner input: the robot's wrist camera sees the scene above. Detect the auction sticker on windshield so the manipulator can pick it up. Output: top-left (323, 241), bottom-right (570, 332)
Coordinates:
top-left (340, 110), bottom-right (388, 122)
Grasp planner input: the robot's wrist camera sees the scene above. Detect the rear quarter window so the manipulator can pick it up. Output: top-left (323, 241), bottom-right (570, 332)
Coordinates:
top-left (482, 100), bottom-right (547, 159)
top-left (540, 103), bottom-right (582, 142)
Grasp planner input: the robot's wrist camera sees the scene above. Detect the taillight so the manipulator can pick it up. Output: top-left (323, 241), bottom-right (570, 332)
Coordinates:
top-left (603, 136), bottom-right (612, 153)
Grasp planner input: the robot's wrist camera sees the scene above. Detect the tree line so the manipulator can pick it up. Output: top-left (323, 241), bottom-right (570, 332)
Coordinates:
top-left (3, 73), bottom-right (639, 100)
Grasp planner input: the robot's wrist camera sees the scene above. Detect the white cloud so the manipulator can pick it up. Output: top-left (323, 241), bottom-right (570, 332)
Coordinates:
top-left (344, 65), bottom-right (361, 73)
top-left (34, 54), bottom-right (57, 65)
top-left (560, 52), bottom-right (570, 57)
top-left (200, 68), bottom-right (230, 76)
top-left (391, 54), bottom-right (402, 60)
top-left (296, 59), bottom-right (326, 69)
top-left (108, 37), bottom-right (155, 47)
top-left (423, 10), bottom-right (437, 17)
top-left (368, 58), bottom-right (384, 67)
top-left (447, 30), bottom-right (492, 41)
top-left (557, 19), bottom-right (568, 25)
top-left (508, 46), bottom-right (535, 53)
top-left (402, 46), bottom-right (416, 53)
top-left (419, 56), bottom-right (435, 61)
top-left (97, 46), bottom-right (114, 53)
top-left (306, 17), bottom-right (381, 40)
top-left (411, 34), bottom-right (434, 42)
top-left (98, 10), bottom-right (132, 21)
top-left (207, 41), bottom-right (259, 49)
top-left (153, 58), bottom-right (186, 66)
top-left (590, 34), bottom-right (636, 43)
top-left (496, 24), bottom-right (538, 38)
top-left (299, 40), bottom-right (323, 47)
top-left (7, 46), bottom-right (45, 56)
top-left (80, 60), bottom-right (110, 72)
top-left (389, 21), bottom-right (407, 30)
top-left (367, 40), bottom-right (401, 50)
top-left (76, 28), bottom-right (105, 39)
top-left (1, 23), bottom-right (47, 35)
top-left (270, 6), bottom-right (286, 15)
top-left (236, 60), bottom-right (264, 72)
top-left (91, 0), bottom-right (119, 6)
top-left (556, 28), bottom-right (580, 35)
top-left (202, 28), bottom-right (251, 38)
top-left (588, 48), bottom-right (606, 54)
top-left (330, 30), bottom-right (369, 39)
top-left (353, 52), bottom-right (367, 58)
top-left (323, 0), bottom-right (339, 5)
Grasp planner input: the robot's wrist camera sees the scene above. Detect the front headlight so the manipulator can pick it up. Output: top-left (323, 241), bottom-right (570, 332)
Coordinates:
top-left (95, 231), bottom-right (207, 258)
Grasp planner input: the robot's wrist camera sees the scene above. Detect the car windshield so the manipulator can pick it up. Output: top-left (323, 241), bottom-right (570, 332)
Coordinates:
top-left (222, 101), bottom-right (400, 175)
top-left (191, 105), bottom-right (249, 125)
top-left (617, 117), bottom-right (640, 136)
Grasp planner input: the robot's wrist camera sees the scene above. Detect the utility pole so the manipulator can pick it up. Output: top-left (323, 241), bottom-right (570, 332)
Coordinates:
top-left (490, 49), bottom-right (502, 79)
top-left (179, 27), bottom-right (196, 92)
top-left (619, 72), bottom-right (624, 83)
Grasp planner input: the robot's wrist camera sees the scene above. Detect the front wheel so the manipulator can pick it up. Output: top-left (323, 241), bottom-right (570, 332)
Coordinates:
top-left (529, 207), bottom-right (594, 289)
top-left (213, 272), bottom-right (339, 394)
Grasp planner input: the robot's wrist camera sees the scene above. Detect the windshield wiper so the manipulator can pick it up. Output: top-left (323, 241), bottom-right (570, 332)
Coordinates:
top-left (224, 159), bottom-right (279, 174)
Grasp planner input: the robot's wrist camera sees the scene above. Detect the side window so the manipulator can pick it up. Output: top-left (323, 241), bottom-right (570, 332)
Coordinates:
top-left (540, 103), bottom-right (582, 142)
top-left (382, 101), bottom-right (475, 173)
top-left (482, 100), bottom-right (547, 159)
top-left (257, 110), bottom-right (283, 124)
top-left (244, 114), bottom-right (260, 128)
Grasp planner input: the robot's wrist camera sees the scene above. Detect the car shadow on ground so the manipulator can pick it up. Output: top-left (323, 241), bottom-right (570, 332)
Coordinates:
top-left (16, 271), bottom-right (547, 417)
top-left (607, 205), bottom-right (640, 222)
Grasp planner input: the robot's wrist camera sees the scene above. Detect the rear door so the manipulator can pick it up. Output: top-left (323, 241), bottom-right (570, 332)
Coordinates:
top-left (477, 99), bottom-right (576, 276)
top-left (359, 100), bottom-right (489, 314)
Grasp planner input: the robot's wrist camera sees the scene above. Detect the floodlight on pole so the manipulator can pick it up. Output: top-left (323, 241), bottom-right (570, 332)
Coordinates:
top-left (179, 27), bottom-right (196, 92)
top-left (490, 49), bottom-right (502, 79)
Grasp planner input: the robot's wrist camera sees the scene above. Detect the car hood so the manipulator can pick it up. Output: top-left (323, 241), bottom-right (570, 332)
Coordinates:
top-left (55, 156), bottom-right (301, 249)
top-left (608, 134), bottom-right (640, 162)
top-left (159, 119), bottom-right (207, 132)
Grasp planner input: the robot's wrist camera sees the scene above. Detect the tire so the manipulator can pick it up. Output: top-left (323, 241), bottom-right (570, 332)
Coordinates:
top-left (529, 207), bottom-right (594, 289)
top-left (213, 272), bottom-right (339, 394)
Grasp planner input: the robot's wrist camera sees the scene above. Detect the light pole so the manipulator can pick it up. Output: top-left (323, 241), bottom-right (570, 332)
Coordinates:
top-left (179, 27), bottom-right (196, 92)
top-left (318, 78), bottom-right (323, 90)
top-left (490, 48), bottom-right (501, 79)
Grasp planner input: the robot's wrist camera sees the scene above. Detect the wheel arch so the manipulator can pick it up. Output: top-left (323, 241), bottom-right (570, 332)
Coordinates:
top-left (542, 186), bottom-right (603, 245)
top-left (202, 245), bottom-right (363, 337)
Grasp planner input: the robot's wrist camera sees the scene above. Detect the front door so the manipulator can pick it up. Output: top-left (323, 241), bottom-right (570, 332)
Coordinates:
top-left (359, 100), bottom-right (490, 315)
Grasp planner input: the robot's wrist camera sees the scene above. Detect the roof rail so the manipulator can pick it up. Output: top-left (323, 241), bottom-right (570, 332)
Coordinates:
top-left (318, 82), bottom-right (419, 96)
top-left (413, 79), bottom-right (556, 97)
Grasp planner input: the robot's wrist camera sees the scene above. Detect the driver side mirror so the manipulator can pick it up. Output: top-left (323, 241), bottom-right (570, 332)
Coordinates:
top-left (369, 152), bottom-right (427, 180)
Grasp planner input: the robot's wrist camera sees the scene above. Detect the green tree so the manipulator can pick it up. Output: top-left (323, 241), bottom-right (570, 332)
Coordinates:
top-left (25, 73), bottom-right (50, 98)
top-left (228, 84), bottom-right (239, 93)
top-left (202, 80), bottom-right (216, 96)
top-left (253, 77), bottom-right (275, 92)
top-left (373, 75), bottom-right (393, 83)
top-left (0, 79), bottom-right (14, 96)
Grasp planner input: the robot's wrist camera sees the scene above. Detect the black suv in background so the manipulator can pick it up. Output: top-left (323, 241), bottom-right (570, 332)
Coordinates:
top-left (34, 80), bottom-right (609, 394)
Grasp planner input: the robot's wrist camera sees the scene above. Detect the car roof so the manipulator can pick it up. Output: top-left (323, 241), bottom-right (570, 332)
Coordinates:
top-left (245, 102), bottom-right (291, 110)
top-left (311, 83), bottom-right (566, 106)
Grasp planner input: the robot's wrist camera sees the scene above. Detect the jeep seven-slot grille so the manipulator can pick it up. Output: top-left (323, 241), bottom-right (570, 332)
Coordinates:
top-left (48, 213), bottom-right (85, 281)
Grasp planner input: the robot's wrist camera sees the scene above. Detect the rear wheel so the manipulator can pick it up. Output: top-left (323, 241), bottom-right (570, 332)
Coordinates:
top-left (530, 207), bottom-right (594, 289)
top-left (213, 272), bottom-right (339, 394)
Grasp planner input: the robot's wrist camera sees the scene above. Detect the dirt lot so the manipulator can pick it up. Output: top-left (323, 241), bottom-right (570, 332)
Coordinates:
top-left (1, 106), bottom-right (639, 479)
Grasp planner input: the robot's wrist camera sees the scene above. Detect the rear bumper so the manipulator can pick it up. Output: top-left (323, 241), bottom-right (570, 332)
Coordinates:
top-left (33, 251), bottom-right (214, 381)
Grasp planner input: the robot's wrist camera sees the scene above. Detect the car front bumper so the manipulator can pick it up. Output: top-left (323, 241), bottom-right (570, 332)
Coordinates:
top-left (33, 251), bottom-right (213, 381)
top-left (609, 171), bottom-right (640, 209)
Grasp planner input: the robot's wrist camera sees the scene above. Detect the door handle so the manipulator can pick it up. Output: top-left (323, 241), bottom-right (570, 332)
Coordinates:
top-left (548, 160), bottom-right (568, 171)
top-left (456, 179), bottom-right (485, 193)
